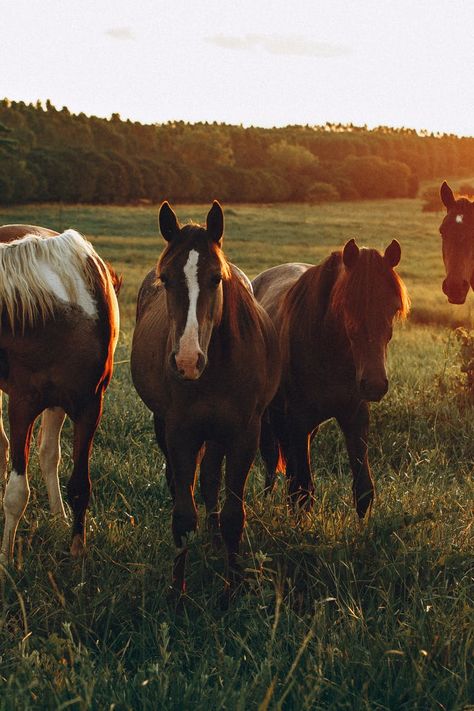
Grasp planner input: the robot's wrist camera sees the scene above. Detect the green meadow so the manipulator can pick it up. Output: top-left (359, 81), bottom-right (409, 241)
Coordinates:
top-left (0, 199), bottom-right (472, 710)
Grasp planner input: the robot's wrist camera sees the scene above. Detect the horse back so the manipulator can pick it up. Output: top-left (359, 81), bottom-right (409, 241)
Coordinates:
top-left (0, 224), bottom-right (58, 243)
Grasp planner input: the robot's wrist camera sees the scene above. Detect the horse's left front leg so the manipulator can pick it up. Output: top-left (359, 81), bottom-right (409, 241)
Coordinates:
top-left (38, 407), bottom-right (67, 517)
top-left (220, 419), bottom-right (260, 593)
top-left (199, 441), bottom-right (225, 542)
top-left (337, 401), bottom-right (374, 519)
top-left (67, 395), bottom-right (103, 557)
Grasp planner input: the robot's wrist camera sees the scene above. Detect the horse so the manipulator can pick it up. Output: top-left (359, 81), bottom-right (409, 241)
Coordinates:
top-left (439, 181), bottom-right (474, 304)
top-left (0, 224), bottom-right (120, 565)
top-left (131, 201), bottom-right (280, 595)
top-left (253, 239), bottom-right (409, 517)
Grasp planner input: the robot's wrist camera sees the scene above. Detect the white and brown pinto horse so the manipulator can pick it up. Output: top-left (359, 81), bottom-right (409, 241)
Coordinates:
top-left (0, 224), bottom-right (120, 565)
top-left (131, 202), bottom-right (280, 595)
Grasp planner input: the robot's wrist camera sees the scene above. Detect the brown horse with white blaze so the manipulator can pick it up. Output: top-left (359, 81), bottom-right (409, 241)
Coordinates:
top-left (0, 224), bottom-right (120, 565)
top-left (253, 239), bottom-right (409, 516)
top-left (131, 202), bottom-right (280, 594)
top-left (439, 181), bottom-right (474, 304)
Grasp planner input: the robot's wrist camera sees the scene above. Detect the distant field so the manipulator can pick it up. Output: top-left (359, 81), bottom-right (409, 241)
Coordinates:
top-left (2, 196), bottom-right (474, 329)
top-left (0, 201), bottom-right (472, 710)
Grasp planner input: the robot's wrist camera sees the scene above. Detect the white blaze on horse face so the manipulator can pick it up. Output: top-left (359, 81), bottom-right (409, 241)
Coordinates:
top-left (0, 470), bottom-right (30, 563)
top-left (456, 214), bottom-right (464, 223)
top-left (36, 259), bottom-right (97, 318)
top-left (175, 249), bottom-right (202, 378)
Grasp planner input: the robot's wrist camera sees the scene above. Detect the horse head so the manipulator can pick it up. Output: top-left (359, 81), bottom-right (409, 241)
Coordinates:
top-left (335, 238), bottom-right (409, 402)
top-left (439, 181), bottom-right (474, 305)
top-left (157, 201), bottom-right (229, 380)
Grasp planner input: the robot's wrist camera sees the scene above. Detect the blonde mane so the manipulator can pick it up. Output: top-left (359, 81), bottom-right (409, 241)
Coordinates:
top-left (0, 229), bottom-right (104, 333)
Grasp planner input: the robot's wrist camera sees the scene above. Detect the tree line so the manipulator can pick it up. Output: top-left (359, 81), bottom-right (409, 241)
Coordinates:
top-left (1, 98), bottom-right (473, 205)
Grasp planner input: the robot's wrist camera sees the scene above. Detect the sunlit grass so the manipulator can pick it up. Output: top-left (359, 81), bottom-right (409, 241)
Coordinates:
top-left (0, 201), bottom-right (473, 709)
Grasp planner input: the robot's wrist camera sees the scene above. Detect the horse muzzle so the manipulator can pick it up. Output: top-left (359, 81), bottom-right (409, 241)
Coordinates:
top-left (442, 278), bottom-right (469, 305)
top-left (359, 376), bottom-right (388, 402)
top-left (170, 350), bottom-right (207, 381)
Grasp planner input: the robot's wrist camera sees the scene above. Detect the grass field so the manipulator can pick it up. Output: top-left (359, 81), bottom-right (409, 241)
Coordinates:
top-left (0, 199), bottom-right (473, 710)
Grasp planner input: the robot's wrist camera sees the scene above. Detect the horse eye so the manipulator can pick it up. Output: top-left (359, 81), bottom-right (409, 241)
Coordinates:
top-left (159, 274), bottom-right (169, 287)
top-left (211, 274), bottom-right (222, 287)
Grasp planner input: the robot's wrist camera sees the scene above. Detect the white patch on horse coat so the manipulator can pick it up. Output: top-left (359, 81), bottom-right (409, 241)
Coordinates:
top-left (176, 250), bottom-right (201, 372)
top-left (1, 470), bottom-right (30, 561)
top-left (456, 214), bottom-right (464, 223)
top-left (36, 259), bottom-right (97, 317)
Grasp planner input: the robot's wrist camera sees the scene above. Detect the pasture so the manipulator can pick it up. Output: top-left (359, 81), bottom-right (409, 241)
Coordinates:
top-left (0, 199), bottom-right (473, 710)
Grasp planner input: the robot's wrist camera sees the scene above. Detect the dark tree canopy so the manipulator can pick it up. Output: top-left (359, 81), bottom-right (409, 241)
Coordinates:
top-left (0, 98), bottom-right (472, 205)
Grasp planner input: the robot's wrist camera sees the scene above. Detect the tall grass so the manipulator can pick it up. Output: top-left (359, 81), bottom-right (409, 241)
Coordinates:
top-left (0, 201), bottom-right (472, 710)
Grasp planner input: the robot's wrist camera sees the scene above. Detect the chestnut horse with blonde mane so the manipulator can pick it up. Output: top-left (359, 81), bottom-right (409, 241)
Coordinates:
top-left (131, 202), bottom-right (280, 595)
top-left (253, 239), bottom-right (409, 517)
top-left (0, 224), bottom-right (120, 565)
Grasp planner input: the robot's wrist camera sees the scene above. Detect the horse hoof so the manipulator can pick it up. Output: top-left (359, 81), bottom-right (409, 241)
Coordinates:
top-left (70, 535), bottom-right (85, 558)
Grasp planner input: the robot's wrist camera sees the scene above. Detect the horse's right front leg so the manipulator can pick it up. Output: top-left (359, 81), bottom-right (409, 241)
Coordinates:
top-left (153, 414), bottom-right (174, 500)
top-left (38, 407), bottom-right (67, 517)
top-left (0, 397), bottom-right (40, 565)
top-left (167, 429), bottom-right (203, 595)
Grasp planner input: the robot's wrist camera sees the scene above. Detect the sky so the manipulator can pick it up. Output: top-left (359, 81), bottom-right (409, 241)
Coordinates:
top-left (1, 0), bottom-right (474, 136)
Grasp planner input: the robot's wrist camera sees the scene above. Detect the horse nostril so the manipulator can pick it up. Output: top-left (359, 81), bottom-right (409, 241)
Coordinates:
top-left (196, 352), bottom-right (206, 372)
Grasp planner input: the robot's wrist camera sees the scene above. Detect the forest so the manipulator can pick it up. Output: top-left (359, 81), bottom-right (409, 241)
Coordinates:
top-left (1, 98), bottom-right (474, 205)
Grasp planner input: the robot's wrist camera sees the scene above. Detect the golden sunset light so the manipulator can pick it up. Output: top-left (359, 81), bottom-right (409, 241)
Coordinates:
top-left (1, 1), bottom-right (474, 709)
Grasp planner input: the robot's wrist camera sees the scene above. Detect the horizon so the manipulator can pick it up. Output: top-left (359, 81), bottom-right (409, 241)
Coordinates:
top-left (1, 0), bottom-right (474, 139)
top-left (3, 96), bottom-right (471, 140)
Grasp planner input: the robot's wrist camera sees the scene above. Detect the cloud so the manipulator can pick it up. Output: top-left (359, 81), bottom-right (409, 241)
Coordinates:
top-left (105, 27), bottom-right (135, 41)
top-left (205, 34), bottom-right (351, 58)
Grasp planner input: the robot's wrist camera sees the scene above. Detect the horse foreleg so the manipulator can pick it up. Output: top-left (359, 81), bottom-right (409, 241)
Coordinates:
top-left (260, 409), bottom-right (279, 493)
top-left (38, 407), bottom-right (67, 518)
top-left (0, 391), bottom-right (9, 491)
top-left (153, 414), bottom-right (174, 501)
top-left (67, 396), bottom-right (103, 558)
top-left (220, 421), bottom-right (260, 594)
top-left (286, 424), bottom-right (314, 510)
top-left (0, 397), bottom-right (39, 565)
top-left (337, 402), bottom-right (374, 519)
top-left (199, 441), bottom-right (225, 542)
top-left (167, 430), bottom-right (202, 594)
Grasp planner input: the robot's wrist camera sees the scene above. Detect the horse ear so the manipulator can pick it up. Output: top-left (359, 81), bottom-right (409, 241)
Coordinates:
top-left (384, 239), bottom-right (401, 268)
top-left (159, 201), bottom-right (180, 242)
top-left (206, 201), bottom-right (224, 243)
top-left (440, 181), bottom-right (455, 211)
top-left (342, 239), bottom-right (360, 269)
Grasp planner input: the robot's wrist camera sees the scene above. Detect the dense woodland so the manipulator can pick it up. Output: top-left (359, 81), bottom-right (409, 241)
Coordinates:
top-left (1, 98), bottom-right (474, 205)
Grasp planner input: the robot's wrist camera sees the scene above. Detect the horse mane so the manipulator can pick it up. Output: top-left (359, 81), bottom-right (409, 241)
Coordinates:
top-left (279, 252), bottom-right (342, 364)
top-left (279, 249), bottom-right (409, 367)
top-left (331, 248), bottom-right (410, 327)
top-left (0, 229), bottom-right (106, 333)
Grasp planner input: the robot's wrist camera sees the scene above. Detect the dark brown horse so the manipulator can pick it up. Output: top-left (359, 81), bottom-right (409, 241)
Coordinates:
top-left (0, 224), bottom-right (120, 565)
top-left (439, 181), bottom-right (474, 304)
top-left (253, 239), bottom-right (409, 516)
top-left (131, 202), bottom-right (280, 594)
